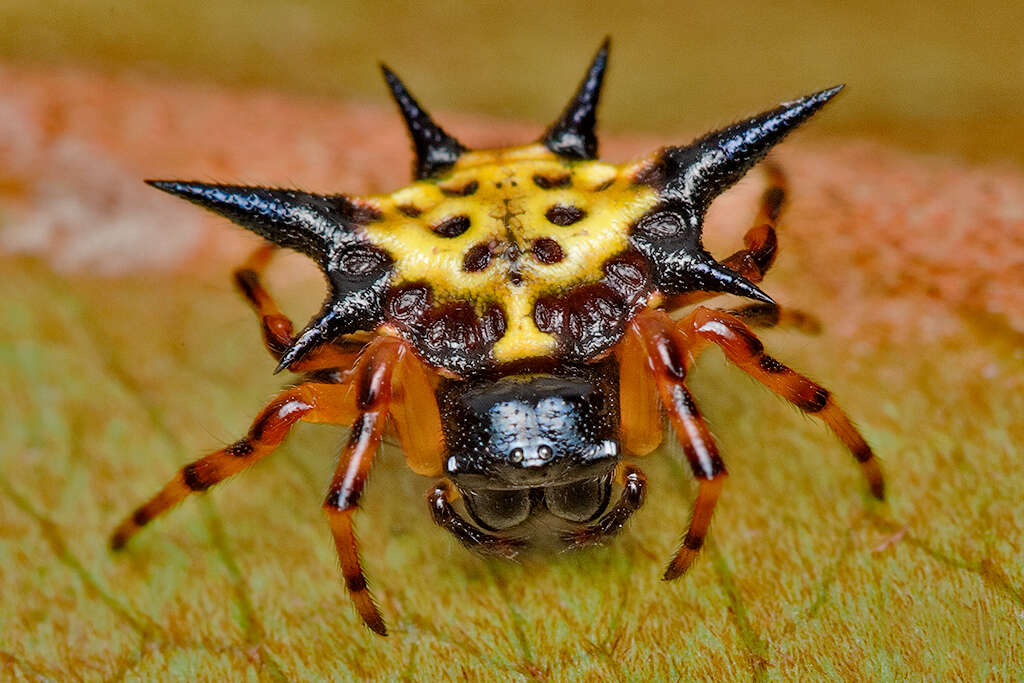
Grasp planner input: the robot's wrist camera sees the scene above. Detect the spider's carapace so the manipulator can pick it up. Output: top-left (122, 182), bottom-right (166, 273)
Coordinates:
top-left (111, 39), bottom-right (884, 636)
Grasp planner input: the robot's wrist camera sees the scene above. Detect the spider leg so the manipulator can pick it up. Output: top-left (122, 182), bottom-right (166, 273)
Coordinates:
top-left (110, 376), bottom-right (360, 550)
top-left (233, 244), bottom-right (362, 372)
top-left (678, 306), bottom-right (885, 500)
top-left (630, 312), bottom-right (728, 580)
top-left (317, 336), bottom-right (414, 636)
top-left (427, 480), bottom-right (526, 559)
top-left (560, 463), bottom-right (647, 549)
top-left (616, 330), bottom-right (663, 456)
top-left (720, 302), bottom-right (822, 334)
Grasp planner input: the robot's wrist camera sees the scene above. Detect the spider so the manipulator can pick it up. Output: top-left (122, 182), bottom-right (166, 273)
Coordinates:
top-left (110, 39), bottom-right (884, 636)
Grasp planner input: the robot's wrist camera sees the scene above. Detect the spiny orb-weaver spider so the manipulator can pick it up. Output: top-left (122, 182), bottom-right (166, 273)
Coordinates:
top-left (111, 39), bottom-right (885, 636)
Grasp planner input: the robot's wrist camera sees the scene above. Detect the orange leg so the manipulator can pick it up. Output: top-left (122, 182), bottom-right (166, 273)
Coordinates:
top-left (616, 329), bottom-right (663, 456)
top-left (233, 245), bottom-right (362, 372)
top-left (630, 312), bottom-right (727, 579)
top-left (320, 336), bottom-right (402, 635)
top-left (110, 379), bottom-right (359, 549)
top-left (678, 306), bottom-right (885, 500)
top-left (110, 335), bottom-right (439, 636)
top-left (718, 161), bottom-right (786, 285)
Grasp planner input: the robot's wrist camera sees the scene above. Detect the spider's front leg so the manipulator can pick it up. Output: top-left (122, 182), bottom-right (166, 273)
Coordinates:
top-left (427, 481), bottom-right (526, 559)
top-left (630, 311), bottom-right (728, 579)
top-left (560, 463), bottom-right (648, 549)
top-left (677, 306), bottom-right (885, 500)
top-left (233, 244), bottom-right (362, 372)
top-left (323, 335), bottom-right (446, 636)
top-left (110, 335), bottom-right (437, 636)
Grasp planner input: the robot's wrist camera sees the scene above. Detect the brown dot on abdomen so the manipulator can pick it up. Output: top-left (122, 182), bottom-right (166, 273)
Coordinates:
top-left (532, 237), bottom-right (565, 264)
top-left (463, 243), bottom-right (492, 272)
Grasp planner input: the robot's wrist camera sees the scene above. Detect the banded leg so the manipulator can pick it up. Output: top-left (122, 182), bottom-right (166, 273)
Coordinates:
top-left (561, 463), bottom-right (647, 549)
top-left (630, 312), bottom-right (728, 580)
top-left (681, 306), bottom-right (885, 500)
top-left (428, 481), bottom-right (525, 559)
top-left (321, 336), bottom-right (404, 636)
top-left (723, 302), bottom-right (822, 334)
top-left (233, 245), bottom-right (361, 372)
top-left (325, 412), bottom-right (389, 635)
top-left (110, 379), bottom-right (359, 549)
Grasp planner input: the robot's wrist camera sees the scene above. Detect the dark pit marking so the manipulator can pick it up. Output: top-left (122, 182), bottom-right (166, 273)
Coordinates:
top-left (463, 243), bottom-right (492, 272)
top-left (432, 214), bottom-right (471, 238)
top-left (545, 204), bottom-right (586, 226)
top-left (758, 355), bottom-right (787, 374)
top-left (335, 244), bottom-right (392, 277)
top-left (533, 250), bottom-right (651, 361)
top-left (531, 237), bottom-right (565, 264)
top-left (592, 178), bottom-right (615, 192)
top-left (386, 284), bottom-right (431, 327)
top-left (397, 204), bottom-right (422, 218)
top-left (226, 440), bottom-right (254, 458)
top-left (532, 173), bottom-right (571, 189)
top-left (441, 180), bottom-right (479, 197)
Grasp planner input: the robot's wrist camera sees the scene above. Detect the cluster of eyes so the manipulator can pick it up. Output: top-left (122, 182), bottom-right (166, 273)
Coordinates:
top-left (508, 445), bottom-right (554, 463)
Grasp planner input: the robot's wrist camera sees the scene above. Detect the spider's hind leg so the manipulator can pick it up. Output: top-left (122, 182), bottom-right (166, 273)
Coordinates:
top-left (668, 163), bottom-right (787, 310)
top-left (679, 306), bottom-right (885, 500)
top-left (722, 302), bottom-right (822, 334)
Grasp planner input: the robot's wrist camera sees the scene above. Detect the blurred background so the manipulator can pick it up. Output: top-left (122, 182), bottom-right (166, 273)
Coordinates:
top-left (1, 2), bottom-right (1022, 681)
top-left (2, 0), bottom-right (1022, 165)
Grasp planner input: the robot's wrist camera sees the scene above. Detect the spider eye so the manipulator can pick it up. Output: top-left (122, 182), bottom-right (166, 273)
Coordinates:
top-left (464, 489), bottom-right (532, 530)
top-left (544, 475), bottom-right (611, 522)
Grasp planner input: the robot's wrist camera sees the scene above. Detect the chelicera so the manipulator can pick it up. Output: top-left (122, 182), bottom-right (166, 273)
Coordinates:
top-left (111, 39), bottom-right (885, 636)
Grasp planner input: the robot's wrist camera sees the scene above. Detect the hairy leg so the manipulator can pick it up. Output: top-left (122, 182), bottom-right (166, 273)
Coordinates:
top-left (616, 329), bottom-right (663, 456)
top-left (722, 302), bottom-right (821, 334)
top-left (678, 306), bottom-right (885, 500)
top-left (630, 312), bottom-right (728, 579)
top-left (110, 379), bottom-right (359, 549)
top-left (320, 336), bottom-right (406, 635)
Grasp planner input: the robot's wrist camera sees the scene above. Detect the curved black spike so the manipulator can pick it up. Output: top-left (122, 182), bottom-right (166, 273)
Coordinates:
top-left (629, 213), bottom-right (774, 305)
top-left (689, 257), bottom-right (775, 304)
top-left (650, 85), bottom-right (843, 215)
top-left (146, 181), bottom-right (374, 266)
top-left (148, 180), bottom-right (393, 371)
top-left (380, 65), bottom-right (466, 180)
top-left (541, 38), bottom-right (610, 160)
